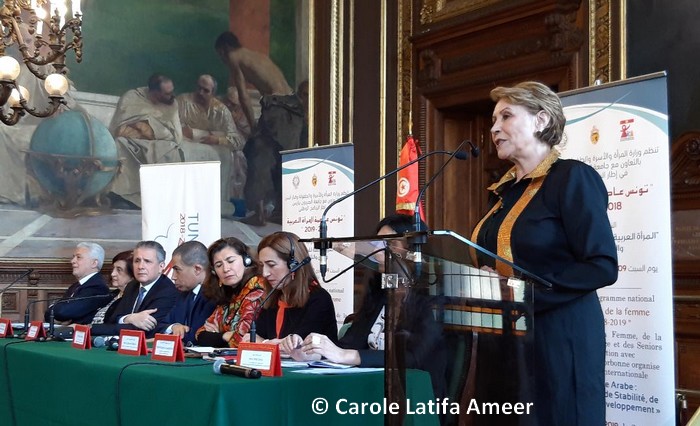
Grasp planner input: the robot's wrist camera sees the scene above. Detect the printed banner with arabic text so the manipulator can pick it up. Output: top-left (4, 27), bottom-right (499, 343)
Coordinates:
top-left (559, 73), bottom-right (674, 425)
top-left (281, 144), bottom-right (354, 327)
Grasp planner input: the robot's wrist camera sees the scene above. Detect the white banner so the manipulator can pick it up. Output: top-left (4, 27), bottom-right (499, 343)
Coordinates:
top-left (140, 162), bottom-right (221, 263)
top-left (282, 145), bottom-right (355, 327)
top-left (560, 74), bottom-right (675, 425)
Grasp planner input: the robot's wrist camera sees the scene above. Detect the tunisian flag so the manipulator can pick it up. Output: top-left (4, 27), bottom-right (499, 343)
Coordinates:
top-left (396, 135), bottom-right (425, 220)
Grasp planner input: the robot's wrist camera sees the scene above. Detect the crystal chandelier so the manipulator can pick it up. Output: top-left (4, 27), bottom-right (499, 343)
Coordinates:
top-left (0, 0), bottom-right (82, 125)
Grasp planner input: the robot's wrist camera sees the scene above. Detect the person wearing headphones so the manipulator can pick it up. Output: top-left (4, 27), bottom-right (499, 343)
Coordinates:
top-left (248, 232), bottom-right (338, 355)
top-left (299, 214), bottom-right (447, 398)
top-left (195, 237), bottom-right (266, 348)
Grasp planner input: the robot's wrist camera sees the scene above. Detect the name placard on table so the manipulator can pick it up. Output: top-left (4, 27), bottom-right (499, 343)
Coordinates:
top-left (0, 318), bottom-right (13, 337)
top-left (151, 333), bottom-right (184, 362)
top-left (70, 324), bottom-right (91, 349)
top-left (118, 329), bottom-right (148, 356)
top-left (25, 321), bottom-right (46, 341)
top-left (237, 342), bottom-right (282, 377)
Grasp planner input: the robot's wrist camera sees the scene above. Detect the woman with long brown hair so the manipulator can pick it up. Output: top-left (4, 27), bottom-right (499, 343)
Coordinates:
top-left (250, 232), bottom-right (337, 355)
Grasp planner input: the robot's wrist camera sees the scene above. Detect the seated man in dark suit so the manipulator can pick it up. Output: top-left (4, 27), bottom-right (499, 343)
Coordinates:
top-left (91, 241), bottom-right (178, 338)
top-left (153, 241), bottom-right (216, 346)
top-left (45, 242), bottom-right (111, 324)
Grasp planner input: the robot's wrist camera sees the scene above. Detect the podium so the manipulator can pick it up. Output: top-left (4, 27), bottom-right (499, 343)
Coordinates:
top-left (310, 229), bottom-right (550, 426)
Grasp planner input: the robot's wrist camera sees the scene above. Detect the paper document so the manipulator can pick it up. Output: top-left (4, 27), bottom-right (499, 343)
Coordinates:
top-left (290, 368), bottom-right (384, 375)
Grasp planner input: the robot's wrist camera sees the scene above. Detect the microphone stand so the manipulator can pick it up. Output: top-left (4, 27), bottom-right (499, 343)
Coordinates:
top-left (411, 140), bottom-right (478, 276)
top-left (321, 247), bottom-right (387, 283)
top-left (317, 149), bottom-right (467, 281)
top-left (249, 257), bottom-right (311, 343)
top-left (0, 268), bottom-right (33, 318)
top-left (46, 293), bottom-right (113, 340)
top-left (16, 297), bottom-right (57, 338)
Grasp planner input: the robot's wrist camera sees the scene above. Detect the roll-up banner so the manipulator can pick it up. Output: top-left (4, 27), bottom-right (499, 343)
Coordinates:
top-left (140, 161), bottom-right (222, 264)
top-left (281, 144), bottom-right (355, 327)
top-left (559, 72), bottom-right (674, 425)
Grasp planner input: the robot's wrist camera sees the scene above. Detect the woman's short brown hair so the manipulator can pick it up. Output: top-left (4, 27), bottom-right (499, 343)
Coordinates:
top-left (490, 81), bottom-right (566, 147)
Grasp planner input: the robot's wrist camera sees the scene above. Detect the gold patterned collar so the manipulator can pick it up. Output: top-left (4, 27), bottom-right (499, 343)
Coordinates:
top-left (487, 149), bottom-right (561, 192)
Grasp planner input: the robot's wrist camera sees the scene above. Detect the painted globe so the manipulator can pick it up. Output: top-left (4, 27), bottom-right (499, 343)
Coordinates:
top-left (28, 111), bottom-right (119, 202)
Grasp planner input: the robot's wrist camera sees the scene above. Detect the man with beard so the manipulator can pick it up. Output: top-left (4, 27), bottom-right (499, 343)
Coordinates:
top-left (109, 74), bottom-right (236, 211)
top-left (110, 73), bottom-right (182, 143)
top-left (109, 73), bottom-right (184, 207)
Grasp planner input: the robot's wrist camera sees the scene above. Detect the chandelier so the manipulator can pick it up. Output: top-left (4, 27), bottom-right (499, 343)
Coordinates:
top-left (0, 0), bottom-right (82, 125)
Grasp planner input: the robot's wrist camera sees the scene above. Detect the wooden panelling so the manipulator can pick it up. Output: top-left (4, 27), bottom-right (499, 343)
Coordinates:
top-left (671, 132), bottom-right (700, 418)
top-left (0, 262), bottom-right (108, 324)
top-left (408, 0), bottom-right (586, 234)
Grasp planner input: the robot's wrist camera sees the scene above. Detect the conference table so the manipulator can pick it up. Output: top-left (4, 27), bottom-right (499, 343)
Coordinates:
top-left (0, 339), bottom-right (438, 426)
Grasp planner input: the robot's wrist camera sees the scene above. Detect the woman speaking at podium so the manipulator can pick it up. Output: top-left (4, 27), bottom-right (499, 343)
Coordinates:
top-left (471, 81), bottom-right (618, 425)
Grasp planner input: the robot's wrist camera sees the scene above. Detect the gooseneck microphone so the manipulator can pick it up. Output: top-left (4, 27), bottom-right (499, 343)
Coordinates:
top-left (18, 297), bottom-right (58, 338)
top-left (0, 268), bottom-right (33, 297)
top-left (47, 293), bottom-right (113, 339)
top-left (467, 140), bottom-right (480, 158)
top-left (213, 357), bottom-right (262, 379)
top-left (412, 140), bottom-right (479, 275)
top-left (249, 256), bottom-right (311, 343)
top-left (318, 148), bottom-right (470, 280)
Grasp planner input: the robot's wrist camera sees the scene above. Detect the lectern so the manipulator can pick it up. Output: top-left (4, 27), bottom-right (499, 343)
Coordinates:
top-left (310, 229), bottom-right (550, 426)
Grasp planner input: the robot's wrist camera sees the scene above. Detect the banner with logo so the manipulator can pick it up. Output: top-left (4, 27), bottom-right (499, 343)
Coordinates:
top-left (140, 162), bottom-right (221, 264)
top-left (281, 144), bottom-right (354, 327)
top-left (559, 73), bottom-right (674, 425)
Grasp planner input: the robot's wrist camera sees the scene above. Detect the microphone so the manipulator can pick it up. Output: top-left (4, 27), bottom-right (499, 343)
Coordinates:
top-left (412, 140), bottom-right (479, 275)
top-left (468, 140), bottom-right (480, 158)
top-left (93, 335), bottom-right (119, 350)
top-left (318, 148), bottom-right (469, 280)
top-left (249, 256), bottom-right (311, 343)
top-left (47, 293), bottom-right (114, 339)
top-left (0, 268), bottom-right (33, 297)
top-left (212, 357), bottom-right (262, 379)
top-left (17, 297), bottom-right (58, 338)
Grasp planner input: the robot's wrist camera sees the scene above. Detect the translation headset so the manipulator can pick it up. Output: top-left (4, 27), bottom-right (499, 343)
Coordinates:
top-left (242, 252), bottom-right (253, 267)
top-left (210, 239), bottom-right (253, 274)
top-left (283, 232), bottom-right (300, 270)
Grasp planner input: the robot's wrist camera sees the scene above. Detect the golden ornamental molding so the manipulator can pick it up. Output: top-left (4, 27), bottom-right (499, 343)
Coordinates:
top-left (329, 0), bottom-right (343, 145)
top-left (419, 0), bottom-right (503, 25)
top-left (589, 0), bottom-right (626, 84)
top-left (397, 0), bottom-right (413, 143)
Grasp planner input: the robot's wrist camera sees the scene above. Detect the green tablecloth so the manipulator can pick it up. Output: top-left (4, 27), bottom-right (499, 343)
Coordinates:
top-left (0, 339), bottom-right (438, 426)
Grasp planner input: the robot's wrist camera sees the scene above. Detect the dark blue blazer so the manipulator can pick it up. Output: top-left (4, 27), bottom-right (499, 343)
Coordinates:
top-left (44, 273), bottom-right (111, 324)
top-left (157, 288), bottom-right (216, 346)
top-left (91, 274), bottom-right (178, 338)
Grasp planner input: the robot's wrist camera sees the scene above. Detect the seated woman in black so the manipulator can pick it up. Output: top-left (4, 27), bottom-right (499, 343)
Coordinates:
top-left (247, 231), bottom-right (338, 356)
top-left (299, 214), bottom-right (447, 398)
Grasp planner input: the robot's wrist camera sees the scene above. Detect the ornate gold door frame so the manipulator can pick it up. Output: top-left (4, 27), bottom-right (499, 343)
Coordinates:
top-left (588, 0), bottom-right (626, 85)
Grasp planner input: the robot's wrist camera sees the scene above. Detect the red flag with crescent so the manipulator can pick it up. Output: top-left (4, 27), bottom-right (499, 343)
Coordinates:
top-left (396, 135), bottom-right (425, 220)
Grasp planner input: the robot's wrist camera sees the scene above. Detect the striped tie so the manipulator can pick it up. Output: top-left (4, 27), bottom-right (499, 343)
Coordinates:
top-left (133, 287), bottom-right (146, 312)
